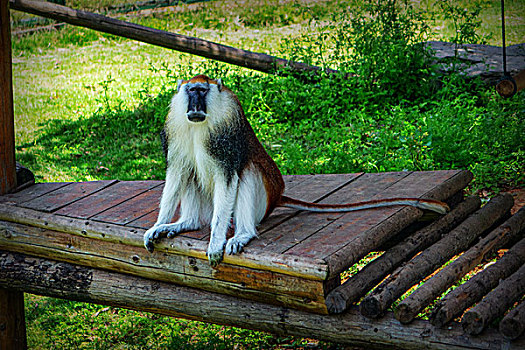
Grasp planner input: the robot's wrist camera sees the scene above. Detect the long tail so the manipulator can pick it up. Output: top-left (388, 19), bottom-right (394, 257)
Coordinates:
top-left (278, 196), bottom-right (450, 214)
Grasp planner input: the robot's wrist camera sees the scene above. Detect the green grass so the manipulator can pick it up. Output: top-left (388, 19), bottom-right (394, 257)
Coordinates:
top-left (8, 0), bottom-right (525, 348)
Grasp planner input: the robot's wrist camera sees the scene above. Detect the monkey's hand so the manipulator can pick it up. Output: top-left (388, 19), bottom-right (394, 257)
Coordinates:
top-left (143, 225), bottom-right (166, 253)
top-left (206, 239), bottom-right (226, 267)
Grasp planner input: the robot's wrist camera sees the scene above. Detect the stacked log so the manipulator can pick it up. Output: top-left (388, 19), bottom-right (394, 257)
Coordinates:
top-left (462, 263), bottom-right (525, 335)
top-left (326, 196), bottom-right (480, 313)
top-left (431, 237), bottom-right (525, 328)
top-left (500, 300), bottom-right (525, 340)
top-left (359, 194), bottom-right (513, 319)
top-left (395, 207), bottom-right (525, 324)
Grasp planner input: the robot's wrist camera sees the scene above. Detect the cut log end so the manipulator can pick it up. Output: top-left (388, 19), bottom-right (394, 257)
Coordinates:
top-left (462, 311), bottom-right (485, 335)
top-left (430, 307), bottom-right (450, 328)
top-left (394, 303), bottom-right (417, 324)
top-left (359, 296), bottom-right (384, 319)
top-left (499, 317), bottom-right (523, 340)
top-left (326, 291), bottom-right (346, 314)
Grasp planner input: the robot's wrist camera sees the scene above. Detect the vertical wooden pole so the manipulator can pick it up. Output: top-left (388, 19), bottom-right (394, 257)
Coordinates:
top-left (0, 2), bottom-right (26, 350)
top-left (0, 289), bottom-right (27, 350)
top-left (1, 0), bottom-right (17, 194)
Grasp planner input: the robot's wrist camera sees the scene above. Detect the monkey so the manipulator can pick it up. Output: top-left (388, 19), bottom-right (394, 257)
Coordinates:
top-left (143, 75), bottom-right (449, 266)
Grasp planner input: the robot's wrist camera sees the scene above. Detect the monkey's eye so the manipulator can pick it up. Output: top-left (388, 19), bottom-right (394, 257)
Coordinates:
top-left (189, 86), bottom-right (209, 94)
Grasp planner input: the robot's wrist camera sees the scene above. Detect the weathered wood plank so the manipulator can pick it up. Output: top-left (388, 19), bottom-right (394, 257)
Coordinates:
top-left (252, 172), bottom-right (410, 253)
top-left (2, 251), bottom-right (522, 350)
top-left (20, 180), bottom-right (118, 212)
top-left (90, 183), bottom-right (163, 224)
top-left (55, 181), bottom-right (162, 219)
top-left (0, 203), bottom-right (328, 280)
top-left (324, 170), bottom-right (472, 277)
top-left (0, 220), bottom-right (327, 313)
top-left (0, 182), bottom-right (69, 205)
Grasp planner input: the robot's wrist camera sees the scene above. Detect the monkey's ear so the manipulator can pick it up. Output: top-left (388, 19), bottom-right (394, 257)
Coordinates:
top-left (217, 79), bottom-right (222, 92)
top-left (176, 79), bottom-right (183, 93)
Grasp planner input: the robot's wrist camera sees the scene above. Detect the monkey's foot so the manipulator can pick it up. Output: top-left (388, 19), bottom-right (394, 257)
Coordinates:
top-left (144, 222), bottom-right (201, 252)
top-left (225, 232), bottom-right (256, 255)
top-left (206, 240), bottom-right (226, 267)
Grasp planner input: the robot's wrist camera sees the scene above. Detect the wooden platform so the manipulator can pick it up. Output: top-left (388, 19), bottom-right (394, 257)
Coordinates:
top-left (0, 170), bottom-right (470, 314)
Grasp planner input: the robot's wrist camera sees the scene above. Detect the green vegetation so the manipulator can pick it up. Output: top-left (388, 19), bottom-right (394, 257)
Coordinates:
top-left (9, 0), bottom-right (524, 348)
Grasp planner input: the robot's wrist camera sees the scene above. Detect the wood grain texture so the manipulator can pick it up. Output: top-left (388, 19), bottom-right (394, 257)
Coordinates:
top-left (0, 203), bottom-right (329, 280)
top-left (55, 181), bottom-right (162, 219)
top-left (2, 251), bottom-right (522, 350)
top-left (0, 0), bottom-right (16, 195)
top-left (0, 182), bottom-right (68, 205)
top-left (0, 220), bottom-right (328, 313)
top-left (20, 180), bottom-right (117, 212)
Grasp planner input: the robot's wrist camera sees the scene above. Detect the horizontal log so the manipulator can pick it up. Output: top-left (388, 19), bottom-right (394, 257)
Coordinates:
top-left (359, 193), bottom-right (513, 319)
top-left (326, 196), bottom-right (480, 314)
top-left (0, 219), bottom-right (328, 313)
top-left (0, 203), bottom-right (328, 281)
top-left (1, 250), bottom-right (522, 350)
top-left (462, 263), bottom-right (525, 335)
top-left (395, 206), bottom-right (525, 324)
top-left (431, 237), bottom-right (525, 328)
top-left (500, 300), bottom-right (525, 340)
top-left (9, 0), bottom-right (333, 76)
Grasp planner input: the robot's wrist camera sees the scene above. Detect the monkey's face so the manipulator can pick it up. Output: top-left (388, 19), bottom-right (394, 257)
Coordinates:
top-left (177, 75), bottom-right (223, 124)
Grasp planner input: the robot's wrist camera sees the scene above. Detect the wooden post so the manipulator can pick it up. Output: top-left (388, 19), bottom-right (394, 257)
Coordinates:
top-left (1, 0), bottom-right (16, 193)
top-left (0, 3), bottom-right (26, 349)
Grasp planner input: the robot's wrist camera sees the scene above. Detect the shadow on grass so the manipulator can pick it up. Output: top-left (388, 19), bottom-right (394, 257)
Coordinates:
top-left (16, 89), bottom-right (174, 182)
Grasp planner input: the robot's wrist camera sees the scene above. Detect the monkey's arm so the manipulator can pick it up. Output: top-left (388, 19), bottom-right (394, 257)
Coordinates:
top-left (143, 166), bottom-right (183, 252)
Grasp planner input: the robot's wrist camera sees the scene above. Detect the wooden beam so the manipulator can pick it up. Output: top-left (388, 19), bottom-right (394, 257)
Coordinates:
top-left (9, 0), bottom-right (334, 76)
top-left (0, 2), bottom-right (25, 349)
top-left (1, 250), bottom-right (521, 350)
top-left (0, 288), bottom-right (27, 350)
top-left (1, 0), bottom-right (16, 194)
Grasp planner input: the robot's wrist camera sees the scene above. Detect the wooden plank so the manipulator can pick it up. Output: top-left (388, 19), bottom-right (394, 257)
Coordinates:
top-left (55, 181), bottom-right (162, 219)
top-left (0, 0), bottom-right (16, 195)
top-left (0, 220), bottom-right (327, 313)
top-left (251, 172), bottom-right (411, 253)
top-left (88, 182), bottom-right (164, 224)
top-left (0, 203), bottom-right (329, 280)
top-left (0, 182), bottom-right (69, 205)
top-left (2, 251), bottom-right (522, 350)
top-left (288, 170), bottom-right (460, 260)
top-left (324, 170), bottom-right (472, 277)
top-left (20, 180), bottom-right (118, 212)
